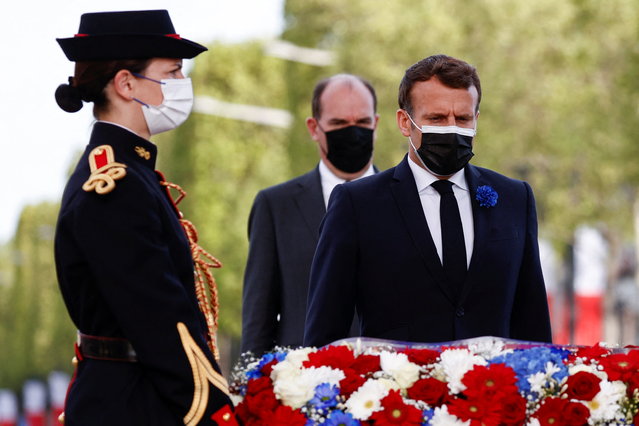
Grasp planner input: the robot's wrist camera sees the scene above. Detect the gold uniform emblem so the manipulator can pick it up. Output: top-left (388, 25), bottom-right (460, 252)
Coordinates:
top-left (82, 145), bottom-right (127, 194)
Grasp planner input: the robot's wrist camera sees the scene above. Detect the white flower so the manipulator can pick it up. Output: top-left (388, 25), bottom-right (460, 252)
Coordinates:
top-left (431, 405), bottom-right (470, 426)
top-left (527, 362), bottom-right (561, 395)
top-left (345, 378), bottom-right (391, 420)
top-left (467, 336), bottom-right (511, 359)
top-left (380, 351), bottom-right (421, 389)
top-left (525, 419), bottom-right (541, 426)
top-left (587, 380), bottom-right (626, 422)
top-left (436, 349), bottom-right (486, 394)
top-left (272, 365), bottom-right (344, 409)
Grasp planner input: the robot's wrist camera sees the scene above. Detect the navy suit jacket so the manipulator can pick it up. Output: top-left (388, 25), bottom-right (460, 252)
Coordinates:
top-left (304, 156), bottom-right (551, 347)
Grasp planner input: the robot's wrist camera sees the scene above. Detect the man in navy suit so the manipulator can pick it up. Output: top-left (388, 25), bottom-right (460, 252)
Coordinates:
top-left (304, 55), bottom-right (552, 347)
top-left (241, 74), bottom-right (379, 355)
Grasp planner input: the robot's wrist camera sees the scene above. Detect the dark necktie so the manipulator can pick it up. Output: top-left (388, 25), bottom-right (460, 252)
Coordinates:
top-left (431, 180), bottom-right (467, 294)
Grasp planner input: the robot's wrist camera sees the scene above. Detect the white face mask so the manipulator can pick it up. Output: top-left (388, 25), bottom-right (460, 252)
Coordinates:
top-left (133, 75), bottom-right (194, 135)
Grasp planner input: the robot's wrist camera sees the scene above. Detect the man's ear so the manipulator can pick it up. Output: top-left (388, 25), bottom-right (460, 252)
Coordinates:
top-left (306, 117), bottom-right (320, 141)
top-left (396, 109), bottom-right (412, 137)
top-left (111, 69), bottom-right (136, 101)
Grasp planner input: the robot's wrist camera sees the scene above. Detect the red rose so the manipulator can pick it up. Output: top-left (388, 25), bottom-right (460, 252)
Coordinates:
top-left (243, 376), bottom-right (279, 418)
top-left (246, 376), bottom-right (273, 396)
top-left (369, 390), bottom-right (423, 425)
top-left (269, 405), bottom-right (307, 425)
top-left (565, 371), bottom-right (601, 401)
top-left (499, 392), bottom-right (527, 426)
top-left (402, 348), bottom-right (440, 366)
top-left (407, 377), bottom-right (449, 406)
top-left (563, 401), bottom-right (590, 426)
top-left (461, 364), bottom-right (518, 400)
top-left (303, 345), bottom-right (355, 370)
top-left (351, 354), bottom-right (381, 375)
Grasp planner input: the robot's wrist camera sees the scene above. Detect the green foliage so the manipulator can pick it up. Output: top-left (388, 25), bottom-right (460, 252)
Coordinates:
top-left (0, 203), bottom-right (75, 390)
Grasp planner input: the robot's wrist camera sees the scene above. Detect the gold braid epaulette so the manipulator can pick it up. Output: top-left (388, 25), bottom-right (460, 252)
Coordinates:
top-left (161, 181), bottom-right (222, 361)
top-left (82, 145), bottom-right (127, 194)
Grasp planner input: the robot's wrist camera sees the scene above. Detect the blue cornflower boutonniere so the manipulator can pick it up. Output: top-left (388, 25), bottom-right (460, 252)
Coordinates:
top-left (476, 185), bottom-right (498, 207)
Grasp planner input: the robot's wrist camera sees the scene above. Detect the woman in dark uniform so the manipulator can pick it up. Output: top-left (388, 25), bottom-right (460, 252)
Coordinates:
top-left (54, 10), bottom-right (236, 425)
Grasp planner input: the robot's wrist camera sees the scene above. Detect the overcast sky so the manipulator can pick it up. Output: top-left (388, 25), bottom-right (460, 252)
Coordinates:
top-left (0, 0), bottom-right (284, 243)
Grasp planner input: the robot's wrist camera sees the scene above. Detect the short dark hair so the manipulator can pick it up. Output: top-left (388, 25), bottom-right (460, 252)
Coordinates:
top-left (398, 54), bottom-right (481, 115)
top-left (311, 74), bottom-right (377, 119)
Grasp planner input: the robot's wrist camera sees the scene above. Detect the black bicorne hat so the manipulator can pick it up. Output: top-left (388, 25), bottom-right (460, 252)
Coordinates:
top-left (57, 10), bottom-right (207, 61)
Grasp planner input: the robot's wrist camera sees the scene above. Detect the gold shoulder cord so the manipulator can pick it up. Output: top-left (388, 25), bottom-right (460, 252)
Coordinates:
top-left (160, 180), bottom-right (222, 361)
top-left (177, 322), bottom-right (230, 426)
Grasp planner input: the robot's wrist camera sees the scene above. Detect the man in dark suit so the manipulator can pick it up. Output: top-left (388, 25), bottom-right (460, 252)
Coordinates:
top-left (241, 74), bottom-right (379, 355)
top-left (304, 55), bottom-right (552, 347)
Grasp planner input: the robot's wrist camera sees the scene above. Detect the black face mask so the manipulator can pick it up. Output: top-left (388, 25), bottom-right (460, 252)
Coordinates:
top-left (324, 125), bottom-right (374, 174)
top-left (414, 131), bottom-right (474, 176)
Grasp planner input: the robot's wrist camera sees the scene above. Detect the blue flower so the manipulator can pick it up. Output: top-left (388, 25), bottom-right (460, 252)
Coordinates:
top-left (489, 347), bottom-right (569, 393)
top-left (246, 351), bottom-right (288, 380)
top-left (309, 383), bottom-right (340, 410)
top-left (324, 410), bottom-right (360, 426)
top-left (476, 185), bottom-right (498, 207)
top-left (422, 408), bottom-right (435, 425)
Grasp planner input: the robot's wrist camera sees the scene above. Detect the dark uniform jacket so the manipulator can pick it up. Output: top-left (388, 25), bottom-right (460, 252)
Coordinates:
top-left (55, 122), bottom-right (234, 425)
top-left (304, 156), bottom-right (552, 347)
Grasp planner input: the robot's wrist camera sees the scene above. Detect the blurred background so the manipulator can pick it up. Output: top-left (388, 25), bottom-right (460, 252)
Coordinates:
top-left (2, 0), bottom-right (639, 423)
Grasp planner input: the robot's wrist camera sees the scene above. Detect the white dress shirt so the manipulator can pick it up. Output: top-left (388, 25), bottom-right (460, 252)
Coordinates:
top-left (319, 160), bottom-right (375, 208)
top-left (407, 156), bottom-right (474, 268)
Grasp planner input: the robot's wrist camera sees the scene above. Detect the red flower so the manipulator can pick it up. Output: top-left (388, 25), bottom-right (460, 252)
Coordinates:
top-left (407, 377), bottom-right (449, 406)
top-left (339, 368), bottom-right (367, 397)
top-left (260, 359), bottom-right (278, 376)
top-left (402, 348), bottom-right (440, 365)
top-left (626, 372), bottom-right (639, 397)
top-left (499, 392), bottom-right (527, 426)
top-left (242, 376), bottom-right (280, 419)
top-left (567, 344), bottom-right (611, 363)
top-left (634, 410), bottom-right (639, 426)
top-left (461, 364), bottom-right (518, 400)
top-left (448, 396), bottom-right (502, 426)
top-left (351, 354), bottom-right (381, 375)
top-left (534, 398), bottom-right (589, 426)
top-left (565, 371), bottom-right (601, 401)
top-left (269, 405), bottom-right (307, 425)
top-left (599, 352), bottom-right (639, 381)
top-left (563, 401), bottom-right (590, 425)
top-left (303, 345), bottom-right (355, 370)
top-left (369, 390), bottom-right (423, 425)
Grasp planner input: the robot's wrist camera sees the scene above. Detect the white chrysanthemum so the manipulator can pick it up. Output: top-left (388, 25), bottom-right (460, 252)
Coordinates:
top-left (345, 378), bottom-right (390, 420)
top-left (587, 380), bottom-right (626, 422)
top-left (272, 366), bottom-right (344, 409)
top-left (431, 404), bottom-right (470, 426)
top-left (525, 418), bottom-right (541, 426)
top-left (380, 351), bottom-right (421, 389)
top-left (283, 347), bottom-right (314, 368)
top-left (436, 349), bottom-right (487, 394)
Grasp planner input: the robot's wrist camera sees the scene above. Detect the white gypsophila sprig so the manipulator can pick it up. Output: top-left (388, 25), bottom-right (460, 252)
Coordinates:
top-left (380, 351), bottom-right (421, 389)
top-left (467, 336), bottom-right (511, 359)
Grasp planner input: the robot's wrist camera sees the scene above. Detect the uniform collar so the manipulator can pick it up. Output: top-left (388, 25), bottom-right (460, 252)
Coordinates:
top-left (90, 121), bottom-right (158, 170)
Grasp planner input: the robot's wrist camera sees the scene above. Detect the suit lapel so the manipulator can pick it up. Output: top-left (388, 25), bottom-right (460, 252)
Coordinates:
top-left (390, 157), bottom-right (456, 305)
top-left (461, 165), bottom-right (490, 302)
top-left (293, 167), bottom-right (326, 241)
